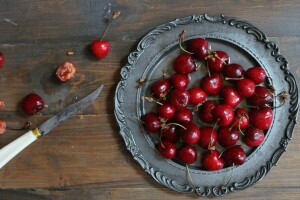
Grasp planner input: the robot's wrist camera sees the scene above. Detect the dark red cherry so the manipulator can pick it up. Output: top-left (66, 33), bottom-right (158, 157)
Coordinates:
top-left (90, 40), bottom-right (110, 59)
top-left (161, 124), bottom-right (179, 143)
top-left (199, 126), bottom-right (217, 149)
top-left (174, 53), bottom-right (196, 74)
top-left (187, 38), bottom-right (210, 60)
top-left (223, 63), bottom-right (245, 79)
top-left (170, 89), bottom-right (190, 110)
top-left (141, 113), bottom-right (162, 133)
top-left (170, 73), bottom-right (190, 89)
top-left (200, 73), bottom-right (223, 96)
top-left (244, 127), bottom-right (265, 147)
top-left (202, 149), bottom-right (224, 171)
top-left (174, 108), bottom-right (193, 124)
top-left (188, 87), bottom-right (207, 105)
top-left (218, 126), bottom-right (240, 148)
top-left (231, 108), bottom-right (249, 130)
top-left (237, 78), bottom-right (256, 98)
top-left (199, 100), bottom-right (218, 123)
top-left (222, 145), bottom-right (246, 166)
top-left (246, 67), bottom-right (266, 84)
top-left (22, 93), bottom-right (45, 115)
top-left (0, 52), bottom-right (5, 69)
top-left (207, 51), bottom-right (229, 72)
top-left (151, 79), bottom-right (171, 99)
top-left (179, 123), bottom-right (201, 145)
top-left (212, 104), bottom-right (234, 126)
top-left (221, 86), bottom-right (242, 108)
top-left (248, 86), bottom-right (274, 106)
top-left (249, 107), bottom-right (273, 130)
top-left (158, 141), bottom-right (177, 159)
top-left (176, 145), bottom-right (197, 164)
top-left (157, 104), bottom-right (175, 120)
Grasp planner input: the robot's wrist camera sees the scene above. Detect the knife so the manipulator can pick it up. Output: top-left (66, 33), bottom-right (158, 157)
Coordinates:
top-left (0, 85), bottom-right (104, 169)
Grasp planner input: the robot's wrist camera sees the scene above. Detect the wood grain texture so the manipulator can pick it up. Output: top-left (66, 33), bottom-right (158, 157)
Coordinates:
top-left (0, 0), bottom-right (299, 199)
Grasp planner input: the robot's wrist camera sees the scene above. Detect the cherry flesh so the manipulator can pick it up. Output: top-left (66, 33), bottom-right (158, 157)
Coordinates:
top-left (141, 113), bottom-right (162, 133)
top-left (0, 52), bottom-right (4, 69)
top-left (56, 61), bottom-right (76, 82)
top-left (0, 119), bottom-right (6, 135)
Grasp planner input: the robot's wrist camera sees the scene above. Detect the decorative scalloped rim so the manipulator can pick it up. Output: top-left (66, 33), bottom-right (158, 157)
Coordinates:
top-left (114, 14), bottom-right (299, 196)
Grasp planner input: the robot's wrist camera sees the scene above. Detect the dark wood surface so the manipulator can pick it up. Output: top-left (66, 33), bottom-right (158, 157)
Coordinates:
top-left (0, 0), bottom-right (299, 199)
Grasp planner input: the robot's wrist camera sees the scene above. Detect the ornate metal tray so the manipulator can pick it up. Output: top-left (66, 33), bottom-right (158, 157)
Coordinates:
top-left (114, 14), bottom-right (299, 196)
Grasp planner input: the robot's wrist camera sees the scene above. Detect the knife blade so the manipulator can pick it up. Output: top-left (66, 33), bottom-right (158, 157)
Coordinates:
top-left (0, 85), bottom-right (104, 169)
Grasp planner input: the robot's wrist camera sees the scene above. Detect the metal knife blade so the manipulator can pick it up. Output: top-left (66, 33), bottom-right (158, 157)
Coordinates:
top-left (38, 85), bottom-right (104, 136)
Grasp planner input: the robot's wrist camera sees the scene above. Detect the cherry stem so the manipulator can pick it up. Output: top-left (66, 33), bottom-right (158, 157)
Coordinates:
top-left (224, 77), bottom-right (244, 81)
top-left (214, 53), bottom-right (228, 66)
top-left (219, 146), bottom-right (235, 158)
top-left (205, 60), bottom-right (211, 77)
top-left (265, 91), bottom-right (288, 109)
top-left (164, 123), bottom-right (186, 130)
top-left (221, 163), bottom-right (235, 190)
top-left (178, 29), bottom-right (194, 54)
top-left (131, 115), bottom-right (145, 124)
top-left (208, 119), bottom-right (219, 150)
top-left (141, 96), bottom-right (163, 105)
top-left (100, 10), bottom-right (121, 41)
top-left (185, 165), bottom-right (200, 196)
top-left (159, 130), bottom-right (166, 148)
top-left (195, 61), bottom-right (203, 71)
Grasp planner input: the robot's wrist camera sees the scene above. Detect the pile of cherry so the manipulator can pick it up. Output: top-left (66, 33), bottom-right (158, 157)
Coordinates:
top-left (139, 37), bottom-right (286, 171)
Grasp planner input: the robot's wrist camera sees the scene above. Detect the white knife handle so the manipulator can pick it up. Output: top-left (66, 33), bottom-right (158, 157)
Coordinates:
top-left (0, 129), bottom-right (41, 169)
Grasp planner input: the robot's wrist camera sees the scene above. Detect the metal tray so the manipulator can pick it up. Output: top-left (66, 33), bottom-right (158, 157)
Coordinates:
top-left (114, 14), bottom-right (299, 196)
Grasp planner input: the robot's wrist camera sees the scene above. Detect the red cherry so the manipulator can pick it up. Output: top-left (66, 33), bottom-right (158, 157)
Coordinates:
top-left (202, 149), bottom-right (224, 171)
top-left (174, 53), bottom-right (196, 74)
top-left (222, 145), bottom-right (246, 166)
top-left (174, 108), bottom-right (193, 124)
top-left (199, 100), bottom-right (218, 123)
top-left (244, 127), bottom-right (265, 147)
top-left (141, 113), bottom-right (162, 133)
top-left (249, 107), bottom-right (273, 130)
top-left (218, 126), bottom-right (240, 148)
top-left (223, 63), bottom-right (245, 79)
top-left (199, 126), bottom-right (217, 149)
top-left (170, 73), bottom-right (190, 89)
top-left (187, 38), bottom-right (209, 59)
top-left (231, 108), bottom-right (249, 130)
top-left (157, 104), bottom-right (175, 120)
top-left (55, 61), bottom-right (76, 82)
top-left (237, 78), bottom-right (255, 97)
top-left (170, 89), bottom-right (190, 110)
top-left (0, 119), bottom-right (7, 135)
top-left (90, 40), bottom-right (110, 59)
top-left (248, 86), bottom-right (274, 106)
top-left (22, 93), bottom-right (45, 115)
top-left (207, 51), bottom-right (229, 72)
top-left (176, 145), bottom-right (197, 164)
top-left (213, 104), bottom-right (234, 126)
top-left (179, 123), bottom-right (201, 145)
top-left (0, 52), bottom-right (4, 69)
top-left (221, 86), bottom-right (242, 108)
top-left (161, 124), bottom-right (179, 143)
top-left (200, 73), bottom-right (223, 96)
top-left (188, 87), bottom-right (207, 105)
top-left (151, 79), bottom-right (171, 99)
top-left (158, 141), bottom-right (177, 159)
top-left (246, 67), bottom-right (266, 84)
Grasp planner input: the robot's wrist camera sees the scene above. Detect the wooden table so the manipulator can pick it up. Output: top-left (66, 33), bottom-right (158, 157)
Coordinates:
top-left (0, 1), bottom-right (299, 199)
